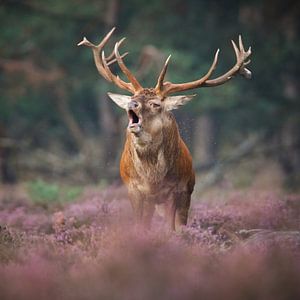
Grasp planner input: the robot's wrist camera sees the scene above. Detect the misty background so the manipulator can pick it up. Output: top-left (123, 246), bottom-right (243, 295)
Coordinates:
top-left (0, 0), bottom-right (299, 193)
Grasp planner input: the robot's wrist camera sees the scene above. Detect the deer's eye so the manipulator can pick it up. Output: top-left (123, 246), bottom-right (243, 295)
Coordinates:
top-left (149, 102), bottom-right (160, 108)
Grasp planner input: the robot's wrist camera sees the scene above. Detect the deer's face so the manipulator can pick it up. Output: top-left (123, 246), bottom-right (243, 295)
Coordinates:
top-left (127, 92), bottom-right (163, 136)
top-left (108, 89), bottom-right (195, 137)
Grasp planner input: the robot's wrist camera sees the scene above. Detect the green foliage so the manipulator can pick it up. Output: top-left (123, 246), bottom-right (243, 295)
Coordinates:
top-left (27, 180), bottom-right (82, 205)
top-left (0, 0), bottom-right (299, 163)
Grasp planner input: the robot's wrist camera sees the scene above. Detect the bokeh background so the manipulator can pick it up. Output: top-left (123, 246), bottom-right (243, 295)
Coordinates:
top-left (1, 2), bottom-right (300, 299)
top-left (0, 0), bottom-right (299, 193)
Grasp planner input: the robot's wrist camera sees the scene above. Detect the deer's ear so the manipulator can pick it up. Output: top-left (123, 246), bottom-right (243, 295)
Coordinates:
top-left (163, 94), bottom-right (196, 111)
top-left (107, 92), bottom-right (132, 110)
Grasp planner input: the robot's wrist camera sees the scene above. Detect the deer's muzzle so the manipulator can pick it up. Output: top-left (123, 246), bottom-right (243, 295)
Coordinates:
top-left (127, 106), bottom-right (142, 134)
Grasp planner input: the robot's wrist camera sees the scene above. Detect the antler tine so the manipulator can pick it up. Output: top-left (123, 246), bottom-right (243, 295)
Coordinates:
top-left (238, 35), bottom-right (245, 53)
top-left (155, 55), bottom-right (171, 94)
top-left (106, 38), bottom-right (126, 62)
top-left (106, 37), bottom-right (129, 66)
top-left (101, 50), bottom-right (135, 93)
top-left (107, 52), bottom-right (129, 66)
top-left (77, 27), bottom-right (116, 82)
top-left (77, 27), bottom-right (116, 49)
top-left (202, 35), bottom-right (252, 86)
top-left (78, 28), bottom-right (139, 94)
top-left (160, 49), bottom-right (220, 96)
top-left (114, 38), bottom-right (143, 93)
top-left (156, 35), bottom-right (252, 95)
top-left (231, 39), bottom-right (240, 62)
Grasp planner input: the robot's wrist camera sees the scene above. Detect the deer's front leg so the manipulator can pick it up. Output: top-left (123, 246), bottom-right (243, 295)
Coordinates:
top-left (142, 200), bottom-right (155, 229)
top-left (162, 200), bottom-right (176, 231)
top-left (128, 191), bottom-right (155, 228)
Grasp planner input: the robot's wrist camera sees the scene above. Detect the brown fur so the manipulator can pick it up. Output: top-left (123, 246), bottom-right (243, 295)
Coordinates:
top-left (79, 28), bottom-right (251, 230)
top-left (120, 94), bottom-right (195, 230)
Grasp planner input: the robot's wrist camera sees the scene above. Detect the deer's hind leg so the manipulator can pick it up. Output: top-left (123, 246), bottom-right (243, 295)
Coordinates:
top-left (174, 191), bottom-right (191, 231)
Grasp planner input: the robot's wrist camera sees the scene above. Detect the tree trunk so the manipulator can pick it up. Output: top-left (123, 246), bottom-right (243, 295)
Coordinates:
top-left (276, 118), bottom-right (300, 189)
top-left (97, 0), bottom-right (120, 180)
top-left (0, 125), bottom-right (17, 184)
top-left (193, 111), bottom-right (220, 168)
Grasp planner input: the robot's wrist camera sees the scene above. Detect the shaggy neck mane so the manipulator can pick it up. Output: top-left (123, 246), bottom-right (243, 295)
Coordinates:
top-left (129, 113), bottom-right (180, 163)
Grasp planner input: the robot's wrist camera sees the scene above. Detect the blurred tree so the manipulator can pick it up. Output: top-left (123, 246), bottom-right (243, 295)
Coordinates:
top-left (0, 0), bottom-right (299, 186)
top-left (0, 122), bottom-right (17, 183)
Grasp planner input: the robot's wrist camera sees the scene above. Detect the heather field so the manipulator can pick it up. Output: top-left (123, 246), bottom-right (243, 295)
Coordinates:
top-left (1, 0), bottom-right (299, 299)
top-left (1, 184), bottom-right (300, 300)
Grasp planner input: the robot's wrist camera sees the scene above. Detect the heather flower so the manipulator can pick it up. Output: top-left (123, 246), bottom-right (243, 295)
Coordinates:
top-left (1, 188), bottom-right (300, 299)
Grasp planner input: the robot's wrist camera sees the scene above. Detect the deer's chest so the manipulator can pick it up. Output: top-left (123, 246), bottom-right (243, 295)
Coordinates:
top-left (134, 149), bottom-right (167, 184)
top-left (128, 149), bottom-right (175, 197)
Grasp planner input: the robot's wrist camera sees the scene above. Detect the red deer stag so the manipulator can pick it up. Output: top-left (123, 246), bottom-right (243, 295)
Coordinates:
top-left (78, 28), bottom-right (251, 230)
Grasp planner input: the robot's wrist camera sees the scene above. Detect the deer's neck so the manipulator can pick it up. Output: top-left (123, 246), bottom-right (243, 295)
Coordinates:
top-left (129, 113), bottom-right (179, 156)
top-left (126, 113), bottom-right (180, 179)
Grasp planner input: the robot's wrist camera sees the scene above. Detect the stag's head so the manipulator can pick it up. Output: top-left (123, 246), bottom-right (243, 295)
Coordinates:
top-left (78, 28), bottom-right (251, 137)
top-left (106, 88), bottom-right (197, 137)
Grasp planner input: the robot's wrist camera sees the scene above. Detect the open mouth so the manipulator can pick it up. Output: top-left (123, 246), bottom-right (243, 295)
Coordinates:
top-left (128, 110), bottom-right (140, 125)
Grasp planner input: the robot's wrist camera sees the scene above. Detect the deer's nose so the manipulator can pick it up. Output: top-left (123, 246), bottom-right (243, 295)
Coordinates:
top-left (128, 101), bottom-right (139, 110)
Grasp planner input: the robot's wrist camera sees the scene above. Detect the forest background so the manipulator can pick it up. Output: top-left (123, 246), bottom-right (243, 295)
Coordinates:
top-left (0, 0), bottom-right (299, 194)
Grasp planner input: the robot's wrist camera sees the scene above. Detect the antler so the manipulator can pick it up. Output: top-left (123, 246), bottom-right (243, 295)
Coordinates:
top-left (78, 29), bottom-right (251, 97)
top-left (114, 38), bottom-right (143, 92)
top-left (77, 27), bottom-right (142, 94)
top-left (203, 35), bottom-right (252, 87)
top-left (155, 35), bottom-right (251, 96)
